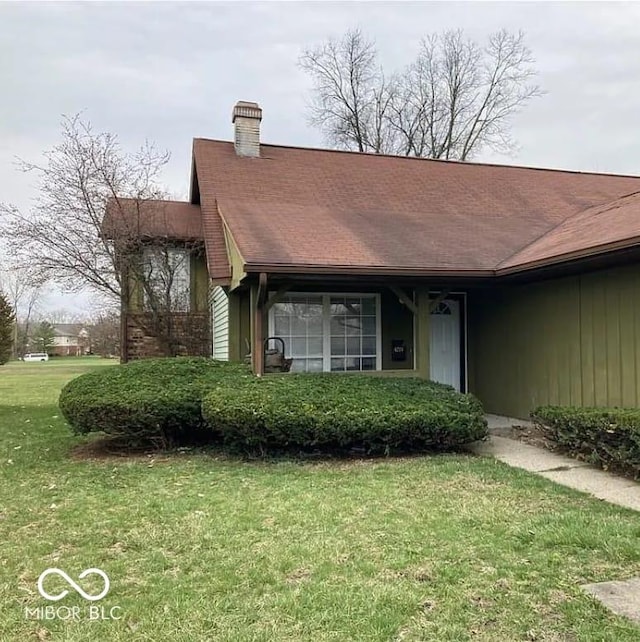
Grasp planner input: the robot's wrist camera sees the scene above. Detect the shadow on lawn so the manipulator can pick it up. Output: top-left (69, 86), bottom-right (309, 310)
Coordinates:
top-left (69, 433), bottom-right (479, 465)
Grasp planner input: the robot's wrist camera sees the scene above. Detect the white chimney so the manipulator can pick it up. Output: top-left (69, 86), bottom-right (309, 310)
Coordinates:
top-left (232, 101), bottom-right (262, 157)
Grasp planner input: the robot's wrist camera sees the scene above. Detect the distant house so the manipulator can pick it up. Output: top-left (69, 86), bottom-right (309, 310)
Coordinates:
top-left (51, 324), bottom-right (89, 357)
top-left (103, 100), bottom-right (640, 419)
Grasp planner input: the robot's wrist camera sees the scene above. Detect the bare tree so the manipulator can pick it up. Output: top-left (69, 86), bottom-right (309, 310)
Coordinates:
top-left (0, 115), bottom-right (170, 301)
top-left (300, 29), bottom-right (399, 154)
top-left (0, 115), bottom-right (203, 359)
top-left (47, 308), bottom-right (89, 324)
top-left (88, 311), bottom-right (120, 357)
top-left (0, 264), bottom-right (44, 358)
top-left (300, 28), bottom-right (543, 160)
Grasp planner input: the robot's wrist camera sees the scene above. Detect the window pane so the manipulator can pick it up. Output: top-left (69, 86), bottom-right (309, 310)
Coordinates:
top-left (307, 337), bottom-right (323, 356)
top-left (331, 358), bottom-right (345, 371)
top-left (274, 316), bottom-right (290, 335)
top-left (362, 336), bottom-right (376, 355)
top-left (362, 357), bottom-right (376, 370)
top-left (345, 358), bottom-right (361, 371)
top-left (362, 317), bottom-right (376, 335)
top-left (331, 336), bottom-right (345, 355)
top-left (345, 298), bottom-right (361, 313)
top-left (291, 338), bottom-right (307, 356)
top-left (347, 337), bottom-right (360, 356)
top-left (307, 313), bottom-right (322, 334)
top-left (361, 298), bottom-right (376, 315)
top-left (331, 317), bottom-right (346, 335)
top-left (290, 359), bottom-right (306, 373)
top-left (345, 318), bottom-right (362, 336)
top-left (291, 315), bottom-right (306, 335)
top-left (142, 247), bottom-right (190, 312)
top-left (307, 358), bottom-right (323, 373)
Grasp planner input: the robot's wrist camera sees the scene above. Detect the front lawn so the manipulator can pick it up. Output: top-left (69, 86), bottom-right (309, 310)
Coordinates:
top-left (1, 361), bottom-right (640, 640)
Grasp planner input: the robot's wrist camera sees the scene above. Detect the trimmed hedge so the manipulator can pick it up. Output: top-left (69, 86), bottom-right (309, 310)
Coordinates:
top-left (59, 358), bottom-right (251, 447)
top-left (531, 406), bottom-right (640, 476)
top-left (202, 374), bottom-right (487, 454)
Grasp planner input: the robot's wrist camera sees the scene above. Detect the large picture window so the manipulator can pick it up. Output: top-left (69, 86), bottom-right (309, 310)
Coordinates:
top-left (269, 293), bottom-right (381, 373)
top-left (141, 247), bottom-right (191, 312)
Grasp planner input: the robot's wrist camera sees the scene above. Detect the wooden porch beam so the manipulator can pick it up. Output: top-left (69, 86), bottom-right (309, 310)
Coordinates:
top-left (257, 272), bottom-right (268, 307)
top-left (429, 290), bottom-right (451, 312)
top-left (264, 283), bottom-right (292, 312)
top-left (388, 286), bottom-right (418, 315)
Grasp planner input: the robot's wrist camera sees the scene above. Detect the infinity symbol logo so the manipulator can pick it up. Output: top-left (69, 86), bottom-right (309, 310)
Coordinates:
top-left (37, 568), bottom-right (110, 602)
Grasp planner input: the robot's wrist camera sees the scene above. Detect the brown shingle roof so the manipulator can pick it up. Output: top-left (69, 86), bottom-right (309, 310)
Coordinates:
top-left (103, 199), bottom-right (203, 240)
top-left (201, 198), bottom-right (231, 283)
top-left (192, 139), bottom-right (640, 275)
top-left (498, 191), bottom-right (640, 271)
top-left (102, 197), bottom-right (231, 282)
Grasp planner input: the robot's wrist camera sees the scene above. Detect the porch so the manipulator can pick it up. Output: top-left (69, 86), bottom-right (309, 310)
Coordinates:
top-left (224, 276), bottom-right (472, 392)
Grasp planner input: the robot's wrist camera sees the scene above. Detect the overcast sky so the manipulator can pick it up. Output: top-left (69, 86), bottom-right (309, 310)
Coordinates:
top-left (2, 1), bottom-right (640, 313)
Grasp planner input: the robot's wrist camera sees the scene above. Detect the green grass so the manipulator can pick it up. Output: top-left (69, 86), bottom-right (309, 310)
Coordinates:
top-left (1, 360), bottom-right (640, 640)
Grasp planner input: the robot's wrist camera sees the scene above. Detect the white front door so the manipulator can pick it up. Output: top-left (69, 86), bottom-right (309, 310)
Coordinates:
top-left (429, 299), bottom-right (461, 391)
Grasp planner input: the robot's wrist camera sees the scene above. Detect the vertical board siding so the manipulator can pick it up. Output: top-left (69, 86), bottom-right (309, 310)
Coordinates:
top-left (380, 290), bottom-right (415, 370)
top-left (211, 286), bottom-right (230, 361)
top-left (620, 276), bottom-right (637, 406)
top-left (471, 263), bottom-right (640, 419)
top-left (591, 274), bottom-right (609, 406)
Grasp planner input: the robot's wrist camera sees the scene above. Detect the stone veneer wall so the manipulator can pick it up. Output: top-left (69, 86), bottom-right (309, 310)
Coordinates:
top-left (125, 312), bottom-right (210, 360)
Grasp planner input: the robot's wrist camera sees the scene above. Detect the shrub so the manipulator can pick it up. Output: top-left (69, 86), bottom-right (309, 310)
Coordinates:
top-left (202, 374), bottom-right (487, 454)
top-left (531, 406), bottom-right (640, 476)
top-left (59, 358), bottom-right (251, 447)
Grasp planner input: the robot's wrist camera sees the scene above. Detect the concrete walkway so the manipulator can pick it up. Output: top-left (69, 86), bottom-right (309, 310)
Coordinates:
top-left (469, 415), bottom-right (640, 512)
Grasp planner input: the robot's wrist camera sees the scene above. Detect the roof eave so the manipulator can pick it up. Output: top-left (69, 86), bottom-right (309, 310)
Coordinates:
top-left (242, 263), bottom-right (495, 278)
top-left (497, 236), bottom-right (640, 276)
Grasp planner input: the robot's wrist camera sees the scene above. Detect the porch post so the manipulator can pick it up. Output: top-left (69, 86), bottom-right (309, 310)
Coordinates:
top-left (249, 284), bottom-right (261, 375)
top-left (250, 274), bottom-right (267, 376)
top-left (415, 288), bottom-right (430, 379)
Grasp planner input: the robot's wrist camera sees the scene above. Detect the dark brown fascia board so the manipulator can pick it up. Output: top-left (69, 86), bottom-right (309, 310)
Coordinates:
top-left (189, 154), bottom-right (201, 205)
top-left (240, 238), bottom-right (640, 284)
top-left (103, 233), bottom-right (204, 244)
top-left (242, 263), bottom-right (495, 278)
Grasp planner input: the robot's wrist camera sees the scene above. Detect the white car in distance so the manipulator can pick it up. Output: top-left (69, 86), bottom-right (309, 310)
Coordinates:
top-left (22, 353), bottom-right (49, 362)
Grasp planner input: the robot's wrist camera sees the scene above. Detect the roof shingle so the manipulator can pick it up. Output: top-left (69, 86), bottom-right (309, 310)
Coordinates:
top-left (192, 139), bottom-right (640, 275)
top-left (103, 199), bottom-right (203, 240)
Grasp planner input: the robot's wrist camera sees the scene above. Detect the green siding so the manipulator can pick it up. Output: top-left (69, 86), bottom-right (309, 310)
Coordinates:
top-left (190, 252), bottom-right (209, 312)
top-left (470, 263), bottom-right (640, 418)
top-left (381, 290), bottom-right (414, 370)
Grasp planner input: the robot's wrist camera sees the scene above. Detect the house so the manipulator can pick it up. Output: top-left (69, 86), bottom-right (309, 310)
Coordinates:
top-left (51, 324), bottom-right (89, 356)
top-left (104, 100), bottom-right (640, 419)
